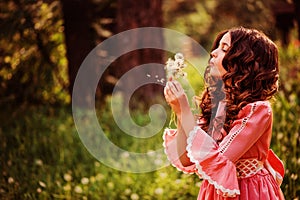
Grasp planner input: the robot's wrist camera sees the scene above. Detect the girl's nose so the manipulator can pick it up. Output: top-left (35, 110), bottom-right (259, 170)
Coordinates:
top-left (210, 49), bottom-right (217, 58)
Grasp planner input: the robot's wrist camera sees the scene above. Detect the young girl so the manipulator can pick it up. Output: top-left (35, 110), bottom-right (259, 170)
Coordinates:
top-left (163, 27), bottom-right (285, 199)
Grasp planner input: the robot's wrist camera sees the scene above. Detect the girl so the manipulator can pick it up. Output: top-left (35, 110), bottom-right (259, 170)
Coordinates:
top-left (163, 27), bottom-right (285, 199)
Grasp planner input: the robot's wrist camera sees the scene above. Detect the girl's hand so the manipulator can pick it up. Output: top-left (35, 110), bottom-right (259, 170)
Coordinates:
top-left (164, 80), bottom-right (190, 116)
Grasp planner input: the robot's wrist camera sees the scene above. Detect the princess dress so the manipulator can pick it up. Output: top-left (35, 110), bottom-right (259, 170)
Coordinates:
top-left (163, 101), bottom-right (285, 200)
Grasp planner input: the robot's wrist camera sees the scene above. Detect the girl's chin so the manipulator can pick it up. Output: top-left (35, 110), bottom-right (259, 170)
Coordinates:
top-left (210, 70), bottom-right (223, 78)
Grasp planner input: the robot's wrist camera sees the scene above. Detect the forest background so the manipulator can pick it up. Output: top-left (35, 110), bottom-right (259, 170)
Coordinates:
top-left (0, 0), bottom-right (299, 199)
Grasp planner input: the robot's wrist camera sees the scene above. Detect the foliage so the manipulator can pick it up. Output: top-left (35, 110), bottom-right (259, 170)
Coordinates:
top-left (272, 42), bottom-right (300, 199)
top-left (0, 0), bottom-right (69, 105)
top-left (0, 0), bottom-right (299, 199)
top-left (1, 47), bottom-right (300, 198)
top-left (0, 103), bottom-right (200, 200)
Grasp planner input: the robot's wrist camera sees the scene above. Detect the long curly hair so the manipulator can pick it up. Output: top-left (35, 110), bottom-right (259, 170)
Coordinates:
top-left (198, 27), bottom-right (279, 143)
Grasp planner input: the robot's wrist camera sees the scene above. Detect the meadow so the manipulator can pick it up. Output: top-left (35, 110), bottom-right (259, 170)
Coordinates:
top-left (1, 44), bottom-right (299, 199)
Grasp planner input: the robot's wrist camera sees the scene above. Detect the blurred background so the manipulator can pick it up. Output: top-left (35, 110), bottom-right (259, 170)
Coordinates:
top-left (0, 0), bottom-right (299, 199)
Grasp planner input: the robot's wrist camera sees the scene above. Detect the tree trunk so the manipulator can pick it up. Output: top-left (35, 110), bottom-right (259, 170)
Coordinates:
top-left (293, 0), bottom-right (300, 41)
top-left (61, 0), bottom-right (95, 107)
top-left (114, 0), bottom-right (164, 109)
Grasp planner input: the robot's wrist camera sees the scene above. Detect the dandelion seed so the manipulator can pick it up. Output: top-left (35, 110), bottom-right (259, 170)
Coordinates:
top-left (146, 74), bottom-right (151, 78)
top-left (174, 52), bottom-right (184, 60)
top-left (155, 75), bottom-right (159, 78)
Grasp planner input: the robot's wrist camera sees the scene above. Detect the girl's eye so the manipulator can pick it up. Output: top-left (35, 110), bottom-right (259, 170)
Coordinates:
top-left (222, 48), bottom-right (228, 53)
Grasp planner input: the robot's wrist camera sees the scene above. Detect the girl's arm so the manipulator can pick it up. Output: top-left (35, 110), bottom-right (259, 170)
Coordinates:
top-left (164, 80), bottom-right (196, 166)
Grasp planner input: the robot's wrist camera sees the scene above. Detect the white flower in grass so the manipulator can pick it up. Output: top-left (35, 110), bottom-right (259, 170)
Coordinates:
top-left (121, 151), bottom-right (130, 158)
top-left (159, 172), bottom-right (167, 179)
top-left (175, 179), bottom-right (181, 184)
top-left (90, 176), bottom-right (96, 183)
top-left (94, 161), bottom-right (101, 167)
top-left (74, 185), bottom-right (83, 194)
top-left (154, 158), bottom-right (163, 166)
top-left (8, 177), bottom-right (14, 184)
top-left (154, 187), bottom-right (164, 195)
top-left (39, 181), bottom-right (46, 188)
top-left (147, 150), bottom-right (155, 157)
top-left (63, 173), bottom-right (72, 182)
top-left (195, 181), bottom-right (202, 187)
top-left (35, 159), bottom-right (43, 166)
top-left (130, 193), bottom-right (139, 200)
top-left (95, 173), bottom-right (104, 181)
top-left (63, 184), bottom-right (71, 191)
top-left (124, 188), bottom-right (132, 195)
top-left (107, 182), bottom-right (114, 189)
top-left (81, 177), bottom-right (89, 185)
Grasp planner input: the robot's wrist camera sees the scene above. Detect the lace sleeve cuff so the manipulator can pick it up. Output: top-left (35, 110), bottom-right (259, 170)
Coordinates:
top-left (186, 126), bottom-right (240, 197)
top-left (162, 128), bottom-right (196, 174)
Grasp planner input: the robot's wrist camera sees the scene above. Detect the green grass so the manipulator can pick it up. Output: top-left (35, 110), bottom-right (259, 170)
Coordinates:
top-left (1, 92), bottom-right (299, 199)
top-left (1, 45), bottom-right (299, 200)
top-left (0, 104), bottom-right (200, 200)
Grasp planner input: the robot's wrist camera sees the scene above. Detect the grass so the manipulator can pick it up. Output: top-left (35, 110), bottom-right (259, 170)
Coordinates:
top-left (1, 44), bottom-right (299, 200)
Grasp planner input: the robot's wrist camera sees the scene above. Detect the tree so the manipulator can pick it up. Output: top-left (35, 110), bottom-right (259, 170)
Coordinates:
top-left (60, 0), bottom-right (95, 107)
top-left (0, 0), bottom-right (68, 106)
top-left (111, 0), bottom-right (165, 109)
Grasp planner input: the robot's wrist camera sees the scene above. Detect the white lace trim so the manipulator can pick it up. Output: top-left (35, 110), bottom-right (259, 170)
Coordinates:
top-left (219, 103), bottom-right (257, 154)
top-left (162, 128), bottom-right (195, 174)
top-left (186, 126), bottom-right (240, 197)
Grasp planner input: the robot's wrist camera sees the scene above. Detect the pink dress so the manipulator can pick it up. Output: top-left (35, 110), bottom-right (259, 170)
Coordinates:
top-left (163, 101), bottom-right (285, 200)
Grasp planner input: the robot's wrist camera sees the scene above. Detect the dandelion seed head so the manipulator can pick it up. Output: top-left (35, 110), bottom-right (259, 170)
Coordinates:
top-left (165, 53), bottom-right (187, 80)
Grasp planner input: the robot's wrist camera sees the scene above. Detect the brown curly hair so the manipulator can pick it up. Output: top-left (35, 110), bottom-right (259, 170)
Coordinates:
top-left (198, 27), bottom-right (279, 143)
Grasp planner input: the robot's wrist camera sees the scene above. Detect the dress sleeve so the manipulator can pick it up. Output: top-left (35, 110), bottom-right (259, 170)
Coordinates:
top-left (163, 129), bottom-right (196, 174)
top-left (186, 101), bottom-right (272, 197)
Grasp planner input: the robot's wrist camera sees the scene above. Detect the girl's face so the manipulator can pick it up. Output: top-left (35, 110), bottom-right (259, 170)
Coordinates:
top-left (209, 32), bottom-right (231, 77)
